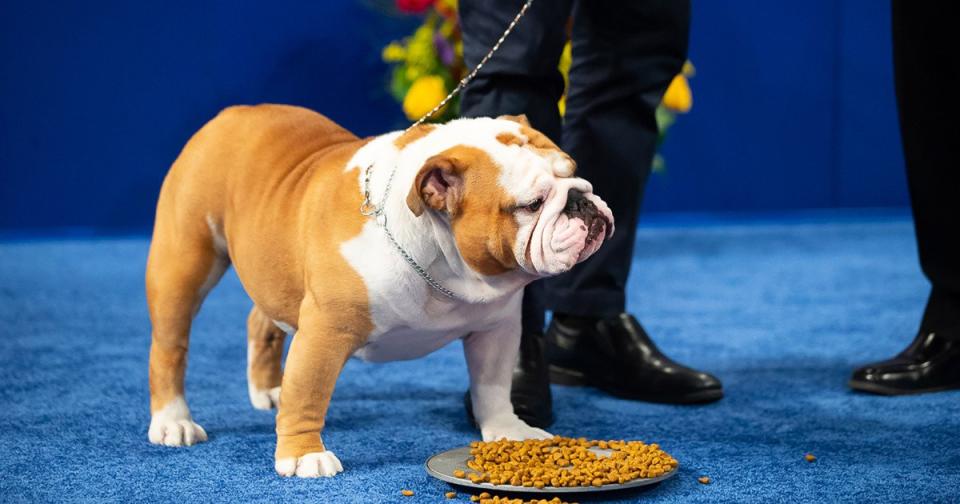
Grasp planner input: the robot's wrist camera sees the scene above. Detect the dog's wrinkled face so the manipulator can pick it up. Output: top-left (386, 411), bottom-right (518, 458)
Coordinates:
top-left (404, 115), bottom-right (614, 278)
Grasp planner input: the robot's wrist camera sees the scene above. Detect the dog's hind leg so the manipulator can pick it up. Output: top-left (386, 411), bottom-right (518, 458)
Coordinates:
top-left (247, 306), bottom-right (287, 410)
top-left (146, 205), bottom-right (228, 447)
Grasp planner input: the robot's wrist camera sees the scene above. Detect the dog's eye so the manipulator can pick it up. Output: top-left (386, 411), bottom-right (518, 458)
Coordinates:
top-left (524, 198), bottom-right (544, 212)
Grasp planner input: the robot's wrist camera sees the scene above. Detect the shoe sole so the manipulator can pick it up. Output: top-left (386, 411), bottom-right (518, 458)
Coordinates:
top-left (848, 379), bottom-right (960, 396)
top-left (549, 365), bottom-right (724, 404)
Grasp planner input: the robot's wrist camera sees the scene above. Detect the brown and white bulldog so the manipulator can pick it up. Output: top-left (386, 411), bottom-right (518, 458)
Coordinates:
top-left (146, 104), bottom-right (613, 477)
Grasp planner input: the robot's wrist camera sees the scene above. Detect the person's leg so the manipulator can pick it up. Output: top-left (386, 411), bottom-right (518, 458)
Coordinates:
top-left (549, 0), bottom-right (689, 315)
top-left (849, 1), bottom-right (960, 395)
top-left (459, 0), bottom-right (572, 427)
top-left (893, 3), bottom-right (960, 303)
top-left (544, 0), bottom-right (722, 403)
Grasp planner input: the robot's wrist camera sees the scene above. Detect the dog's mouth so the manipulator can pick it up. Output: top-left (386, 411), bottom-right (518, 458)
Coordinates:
top-left (565, 191), bottom-right (612, 262)
top-left (586, 213), bottom-right (609, 243)
top-left (575, 213), bottom-right (610, 263)
top-left (580, 216), bottom-right (609, 254)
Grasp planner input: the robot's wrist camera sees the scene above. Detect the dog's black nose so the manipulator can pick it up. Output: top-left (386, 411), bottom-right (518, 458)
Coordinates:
top-left (565, 189), bottom-right (593, 215)
top-left (564, 189), bottom-right (606, 242)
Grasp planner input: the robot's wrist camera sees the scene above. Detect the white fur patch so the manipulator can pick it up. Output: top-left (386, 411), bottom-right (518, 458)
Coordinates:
top-left (246, 341), bottom-right (282, 410)
top-left (148, 396), bottom-right (208, 447)
top-left (337, 120), bottom-right (546, 361)
top-left (480, 413), bottom-right (553, 442)
top-left (205, 214), bottom-right (228, 254)
top-left (248, 385), bottom-right (281, 410)
top-left (272, 320), bottom-right (294, 334)
top-left (275, 451), bottom-right (344, 478)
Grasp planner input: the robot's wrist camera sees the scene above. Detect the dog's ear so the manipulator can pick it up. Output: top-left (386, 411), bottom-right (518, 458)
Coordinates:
top-left (497, 114), bottom-right (531, 127)
top-left (407, 154), bottom-right (464, 217)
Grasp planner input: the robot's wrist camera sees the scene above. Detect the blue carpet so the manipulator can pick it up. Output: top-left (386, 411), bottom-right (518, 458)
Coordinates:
top-left (2, 216), bottom-right (958, 502)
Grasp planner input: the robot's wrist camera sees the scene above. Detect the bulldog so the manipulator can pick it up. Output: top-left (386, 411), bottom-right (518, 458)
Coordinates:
top-left (146, 104), bottom-right (613, 477)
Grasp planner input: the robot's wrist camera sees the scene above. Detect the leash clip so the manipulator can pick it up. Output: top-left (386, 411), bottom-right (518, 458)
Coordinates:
top-left (359, 199), bottom-right (377, 216)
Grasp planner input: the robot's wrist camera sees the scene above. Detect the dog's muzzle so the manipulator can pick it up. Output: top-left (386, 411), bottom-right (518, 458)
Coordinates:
top-left (563, 189), bottom-right (611, 256)
top-left (528, 181), bottom-right (614, 276)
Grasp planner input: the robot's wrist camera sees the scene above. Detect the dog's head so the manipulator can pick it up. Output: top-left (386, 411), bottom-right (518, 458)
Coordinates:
top-left (402, 115), bottom-right (613, 278)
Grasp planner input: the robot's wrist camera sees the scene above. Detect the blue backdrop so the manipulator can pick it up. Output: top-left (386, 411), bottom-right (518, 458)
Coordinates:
top-left (0, 1), bottom-right (906, 233)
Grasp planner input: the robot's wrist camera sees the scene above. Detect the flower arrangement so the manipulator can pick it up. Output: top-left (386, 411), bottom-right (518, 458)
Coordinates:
top-left (653, 61), bottom-right (695, 171)
top-left (381, 0), bottom-right (463, 122)
top-left (380, 0), bottom-right (693, 168)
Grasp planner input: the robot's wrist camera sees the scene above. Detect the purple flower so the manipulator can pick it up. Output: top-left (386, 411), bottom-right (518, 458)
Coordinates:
top-left (434, 32), bottom-right (455, 66)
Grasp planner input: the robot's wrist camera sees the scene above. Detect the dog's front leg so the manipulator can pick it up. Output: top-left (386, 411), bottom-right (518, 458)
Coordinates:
top-left (464, 317), bottom-right (553, 442)
top-left (273, 299), bottom-right (362, 478)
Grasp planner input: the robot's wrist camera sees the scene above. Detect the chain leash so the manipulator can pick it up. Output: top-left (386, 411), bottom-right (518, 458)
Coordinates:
top-left (406, 0), bottom-right (535, 132)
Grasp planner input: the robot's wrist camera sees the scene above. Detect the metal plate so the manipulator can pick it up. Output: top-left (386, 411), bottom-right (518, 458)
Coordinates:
top-left (425, 446), bottom-right (679, 494)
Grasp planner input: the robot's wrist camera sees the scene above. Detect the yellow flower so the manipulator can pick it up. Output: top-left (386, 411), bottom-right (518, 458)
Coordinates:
top-left (440, 18), bottom-right (456, 38)
top-left (558, 42), bottom-right (572, 116)
top-left (558, 42), bottom-right (572, 83)
top-left (662, 74), bottom-right (692, 113)
top-left (382, 42), bottom-right (406, 63)
top-left (403, 75), bottom-right (448, 121)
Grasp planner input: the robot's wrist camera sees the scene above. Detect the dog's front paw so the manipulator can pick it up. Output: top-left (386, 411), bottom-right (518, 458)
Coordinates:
top-left (148, 417), bottom-right (208, 447)
top-left (275, 451), bottom-right (343, 478)
top-left (249, 385), bottom-right (281, 410)
top-left (148, 397), bottom-right (208, 447)
top-left (481, 415), bottom-right (553, 442)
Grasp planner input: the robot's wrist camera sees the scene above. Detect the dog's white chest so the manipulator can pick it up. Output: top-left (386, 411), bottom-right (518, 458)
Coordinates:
top-left (353, 326), bottom-right (461, 362)
top-left (340, 219), bottom-right (516, 363)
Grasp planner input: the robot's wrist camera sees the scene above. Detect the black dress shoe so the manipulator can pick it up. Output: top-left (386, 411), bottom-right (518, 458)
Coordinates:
top-left (849, 331), bottom-right (960, 395)
top-left (464, 331), bottom-right (555, 429)
top-left (850, 288), bottom-right (960, 395)
top-left (545, 313), bottom-right (723, 404)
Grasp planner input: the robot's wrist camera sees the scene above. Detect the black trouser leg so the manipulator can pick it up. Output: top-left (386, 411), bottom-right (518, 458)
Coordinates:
top-left (892, 1), bottom-right (960, 336)
top-left (460, 0), bottom-right (571, 335)
top-left (848, 2), bottom-right (960, 395)
top-left (547, 0), bottom-right (691, 318)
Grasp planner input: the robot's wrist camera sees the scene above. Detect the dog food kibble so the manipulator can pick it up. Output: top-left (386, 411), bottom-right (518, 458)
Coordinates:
top-left (478, 497), bottom-right (575, 504)
top-left (400, 489), bottom-right (414, 497)
top-left (698, 476), bottom-right (711, 485)
top-left (462, 436), bottom-right (677, 489)
top-left (470, 496), bottom-right (574, 504)
top-left (805, 453), bottom-right (817, 462)
top-left (446, 491), bottom-right (457, 499)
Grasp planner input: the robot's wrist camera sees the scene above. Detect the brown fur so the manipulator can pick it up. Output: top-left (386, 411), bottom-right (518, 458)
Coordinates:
top-left (147, 104), bottom-right (373, 462)
top-left (498, 114), bottom-right (575, 174)
top-left (247, 305), bottom-right (286, 394)
top-left (498, 114), bottom-right (531, 127)
top-left (393, 123), bottom-right (436, 149)
top-left (496, 132), bottom-right (525, 147)
top-left (520, 125), bottom-right (576, 174)
top-left (407, 145), bottom-right (520, 276)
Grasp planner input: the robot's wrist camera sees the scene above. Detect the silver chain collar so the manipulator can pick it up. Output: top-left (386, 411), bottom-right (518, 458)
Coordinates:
top-left (359, 0), bottom-right (534, 301)
top-left (360, 162), bottom-right (462, 300)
